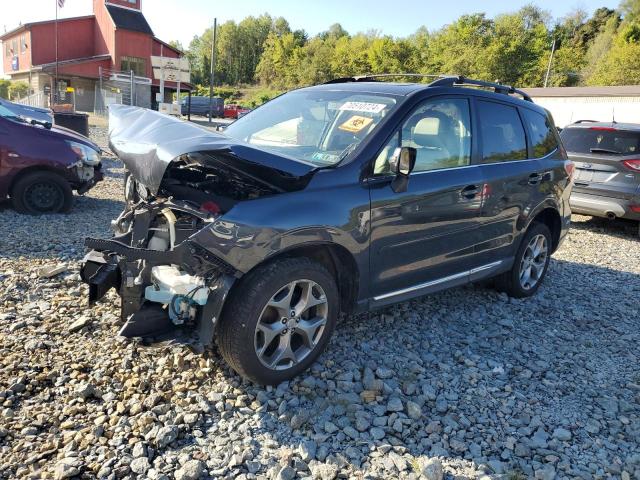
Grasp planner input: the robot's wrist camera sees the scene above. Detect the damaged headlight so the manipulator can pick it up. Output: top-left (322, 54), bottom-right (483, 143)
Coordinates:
top-left (68, 141), bottom-right (101, 166)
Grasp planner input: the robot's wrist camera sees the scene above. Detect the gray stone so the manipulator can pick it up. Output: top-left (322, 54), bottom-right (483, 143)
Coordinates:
top-left (299, 440), bottom-right (317, 462)
top-left (324, 421), bottom-right (339, 434)
top-left (154, 426), bottom-right (178, 448)
top-left (130, 457), bottom-right (151, 475)
top-left (310, 463), bottom-right (339, 480)
top-left (406, 400), bottom-right (422, 419)
top-left (370, 427), bottom-right (386, 440)
top-left (375, 367), bottom-right (394, 379)
top-left (277, 465), bottom-right (296, 480)
top-left (420, 458), bottom-right (443, 480)
top-left (54, 460), bottom-right (80, 480)
top-left (387, 397), bottom-right (404, 412)
top-left (435, 395), bottom-right (448, 413)
top-left (174, 460), bottom-right (205, 480)
top-left (552, 427), bottom-right (572, 441)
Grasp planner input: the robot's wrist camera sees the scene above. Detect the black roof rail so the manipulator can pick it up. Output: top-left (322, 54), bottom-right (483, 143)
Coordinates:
top-left (324, 73), bottom-right (444, 84)
top-left (324, 73), bottom-right (533, 102)
top-left (572, 119), bottom-right (599, 124)
top-left (428, 75), bottom-right (533, 102)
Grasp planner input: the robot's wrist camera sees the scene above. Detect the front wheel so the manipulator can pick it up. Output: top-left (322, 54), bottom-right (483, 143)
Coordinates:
top-left (11, 171), bottom-right (73, 214)
top-left (495, 222), bottom-right (552, 298)
top-left (217, 258), bottom-right (339, 385)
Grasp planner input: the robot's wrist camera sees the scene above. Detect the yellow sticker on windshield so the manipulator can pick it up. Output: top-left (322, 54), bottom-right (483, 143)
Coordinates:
top-left (339, 115), bottom-right (373, 133)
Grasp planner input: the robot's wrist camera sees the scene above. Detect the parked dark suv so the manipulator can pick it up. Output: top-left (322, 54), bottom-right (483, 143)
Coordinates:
top-left (81, 76), bottom-right (572, 384)
top-left (560, 121), bottom-right (640, 234)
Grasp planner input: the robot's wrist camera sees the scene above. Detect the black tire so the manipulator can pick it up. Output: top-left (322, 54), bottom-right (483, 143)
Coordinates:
top-left (217, 258), bottom-right (339, 385)
top-left (495, 222), bottom-right (552, 298)
top-left (11, 171), bottom-right (73, 214)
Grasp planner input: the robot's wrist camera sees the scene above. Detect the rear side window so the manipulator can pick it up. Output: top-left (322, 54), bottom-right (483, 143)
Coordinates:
top-left (523, 109), bottom-right (558, 158)
top-left (478, 101), bottom-right (527, 163)
top-left (560, 127), bottom-right (640, 155)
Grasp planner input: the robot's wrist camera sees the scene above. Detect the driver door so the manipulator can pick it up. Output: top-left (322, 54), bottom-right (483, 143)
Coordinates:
top-left (368, 96), bottom-right (487, 306)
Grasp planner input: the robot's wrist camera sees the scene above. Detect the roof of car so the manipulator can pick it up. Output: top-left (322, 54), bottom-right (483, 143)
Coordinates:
top-left (564, 121), bottom-right (640, 131)
top-left (302, 81), bottom-right (426, 96)
top-left (300, 79), bottom-right (545, 113)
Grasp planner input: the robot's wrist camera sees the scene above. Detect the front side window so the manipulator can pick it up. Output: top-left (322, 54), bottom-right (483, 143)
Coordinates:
top-left (373, 97), bottom-right (471, 175)
top-left (523, 108), bottom-right (558, 158)
top-left (121, 56), bottom-right (146, 77)
top-left (478, 100), bottom-right (527, 163)
top-left (224, 90), bottom-right (397, 166)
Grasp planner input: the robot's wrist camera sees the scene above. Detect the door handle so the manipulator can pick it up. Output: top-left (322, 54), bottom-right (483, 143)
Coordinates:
top-left (528, 173), bottom-right (543, 185)
top-left (461, 184), bottom-right (479, 199)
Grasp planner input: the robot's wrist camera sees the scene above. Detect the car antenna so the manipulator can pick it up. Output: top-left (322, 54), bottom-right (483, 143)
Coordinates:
top-left (612, 106), bottom-right (617, 124)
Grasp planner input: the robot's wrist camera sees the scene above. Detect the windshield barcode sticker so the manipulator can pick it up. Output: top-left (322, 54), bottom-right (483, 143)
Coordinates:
top-left (339, 102), bottom-right (387, 114)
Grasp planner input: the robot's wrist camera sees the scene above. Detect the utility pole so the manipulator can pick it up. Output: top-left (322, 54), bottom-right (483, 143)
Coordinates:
top-left (208, 18), bottom-right (217, 123)
top-left (544, 38), bottom-right (557, 88)
top-left (55, 0), bottom-right (59, 104)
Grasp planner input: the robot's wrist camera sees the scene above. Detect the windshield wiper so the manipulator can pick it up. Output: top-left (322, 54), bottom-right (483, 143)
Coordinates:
top-left (29, 118), bottom-right (52, 129)
top-left (590, 147), bottom-right (621, 154)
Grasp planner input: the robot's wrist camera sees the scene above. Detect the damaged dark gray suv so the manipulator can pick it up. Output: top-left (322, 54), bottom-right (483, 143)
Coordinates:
top-left (81, 75), bottom-right (573, 384)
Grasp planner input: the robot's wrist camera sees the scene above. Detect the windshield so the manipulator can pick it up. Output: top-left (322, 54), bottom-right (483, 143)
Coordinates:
top-left (0, 104), bottom-right (26, 123)
top-left (224, 90), bottom-right (397, 166)
top-left (561, 127), bottom-right (640, 155)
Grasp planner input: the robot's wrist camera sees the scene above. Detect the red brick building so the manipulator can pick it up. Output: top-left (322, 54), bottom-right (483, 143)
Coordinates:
top-left (1, 0), bottom-right (187, 111)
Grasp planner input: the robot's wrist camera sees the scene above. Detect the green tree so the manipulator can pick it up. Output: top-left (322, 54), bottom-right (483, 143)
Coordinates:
top-left (422, 14), bottom-right (493, 78)
top-left (588, 22), bottom-right (640, 84)
top-left (8, 81), bottom-right (29, 100)
top-left (0, 79), bottom-right (10, 99)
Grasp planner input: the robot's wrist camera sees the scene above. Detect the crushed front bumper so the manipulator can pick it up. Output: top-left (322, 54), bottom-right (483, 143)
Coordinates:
top-left (80, 201), bottom-right (237, 346)
top-left (74, 164), bottom-right (104, 194)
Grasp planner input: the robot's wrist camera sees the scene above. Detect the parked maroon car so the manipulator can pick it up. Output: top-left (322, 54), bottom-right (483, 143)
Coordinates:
top-left (0, 103), bottom-right (102, 214)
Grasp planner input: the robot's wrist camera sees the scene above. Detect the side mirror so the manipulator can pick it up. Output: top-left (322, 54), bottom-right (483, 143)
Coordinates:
top-left (391, 146), bottom-right (416, 193)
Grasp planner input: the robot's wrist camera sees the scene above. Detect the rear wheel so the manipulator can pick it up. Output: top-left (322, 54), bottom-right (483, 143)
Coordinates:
top-left (495, 222), bottom-right (552, 298)
top-left (11, 171), bottom-right (73, 214)
top-left (217, 258), bottom-right (339, 385)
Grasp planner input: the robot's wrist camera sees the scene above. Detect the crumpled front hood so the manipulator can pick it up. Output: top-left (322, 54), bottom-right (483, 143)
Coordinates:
top-left (108, 104), bottom-right (316, 194)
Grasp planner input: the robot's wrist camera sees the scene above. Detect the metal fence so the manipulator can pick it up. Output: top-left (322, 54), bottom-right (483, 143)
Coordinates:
top-left (15, 92), bottom-right (49, 109)
top-left (94, 67), bottom-right (151, 116)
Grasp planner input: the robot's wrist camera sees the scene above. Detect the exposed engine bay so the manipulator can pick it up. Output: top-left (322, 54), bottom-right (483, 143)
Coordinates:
top-left (80, 105), bottom-right (317, 346)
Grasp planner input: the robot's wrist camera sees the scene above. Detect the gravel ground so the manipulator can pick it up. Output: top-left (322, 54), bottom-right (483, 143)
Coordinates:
top-left (0, 126), bottom-right (639, 480)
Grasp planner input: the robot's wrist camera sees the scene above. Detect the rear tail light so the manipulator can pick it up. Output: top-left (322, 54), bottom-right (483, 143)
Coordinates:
top-left (630, 205), bottom-right (640, 213)
top-left (622, 159), bottom-right (640, 172)
top-left (564, 160), bottom-right (575, 179)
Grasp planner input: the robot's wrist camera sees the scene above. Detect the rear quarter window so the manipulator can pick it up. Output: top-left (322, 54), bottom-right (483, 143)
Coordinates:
top-left (522, 109), bottom-right (558, 158)
top-left (560, 128), bottom-right (640, 155)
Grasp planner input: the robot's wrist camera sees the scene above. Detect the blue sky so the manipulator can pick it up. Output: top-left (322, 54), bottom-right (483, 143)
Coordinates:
top-left (2, 0), bottom-right (620, 46)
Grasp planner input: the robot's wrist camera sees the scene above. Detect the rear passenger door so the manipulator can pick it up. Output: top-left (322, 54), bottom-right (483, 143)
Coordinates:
top-left (474, 99), bottom-right (546, 263)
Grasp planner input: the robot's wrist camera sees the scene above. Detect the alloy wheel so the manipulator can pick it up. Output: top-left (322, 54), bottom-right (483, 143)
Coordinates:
top-left (519, 234), bottom-right (548, 290)
top-left (254, 279), bottom-right (328, 371)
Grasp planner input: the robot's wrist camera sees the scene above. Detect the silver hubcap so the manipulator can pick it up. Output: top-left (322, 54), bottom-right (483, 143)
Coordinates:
top-left (519, 234), bottom-right (548, 290)
top-left (254, 279), bottom-right (328, 371)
